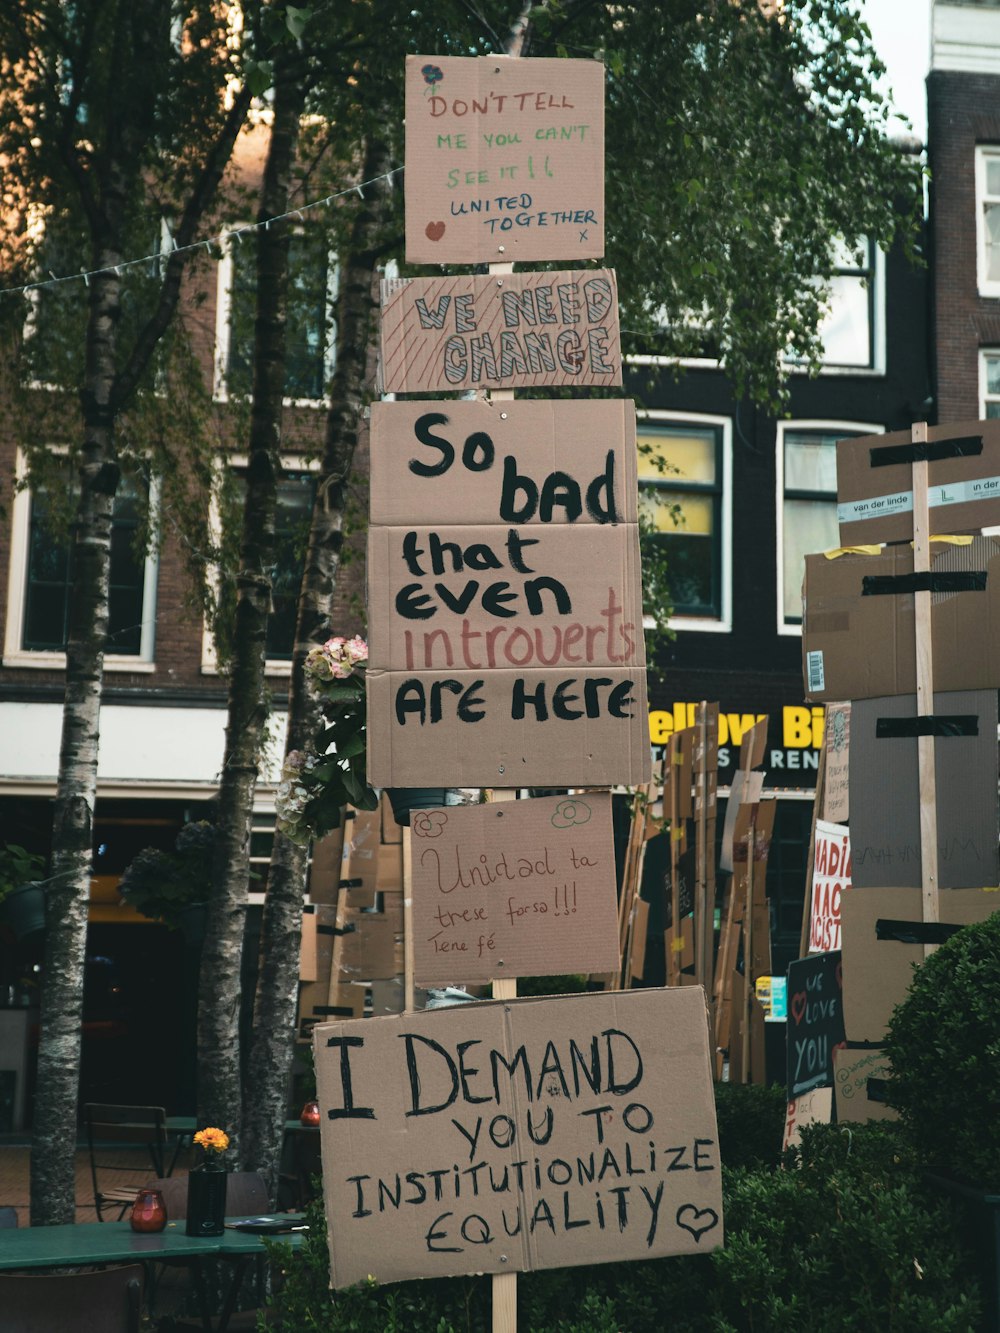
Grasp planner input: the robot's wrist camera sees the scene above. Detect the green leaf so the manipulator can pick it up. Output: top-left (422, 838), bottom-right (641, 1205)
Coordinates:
top-left (285, 5), bottom-right (311, 40)
top-left (244, 60), bottom-right (273, 97)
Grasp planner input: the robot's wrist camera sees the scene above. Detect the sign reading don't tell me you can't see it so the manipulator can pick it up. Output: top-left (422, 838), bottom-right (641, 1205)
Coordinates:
top-left (405, 54), bottom-right (605, 264)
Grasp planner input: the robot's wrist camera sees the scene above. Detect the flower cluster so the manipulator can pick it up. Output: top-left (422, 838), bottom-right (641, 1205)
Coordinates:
top-left (304, 635), bottom-right (368, 684)
top-left (275, 636), bottom-right (378, 846)
top-left (193, 1127), bottom-right (229, 1157)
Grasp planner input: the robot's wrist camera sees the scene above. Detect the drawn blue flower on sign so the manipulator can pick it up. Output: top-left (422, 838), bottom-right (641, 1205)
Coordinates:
top-left (551, 799), bottom-right (592, 830)
top-left (421, 64), bottom-right (443, 96)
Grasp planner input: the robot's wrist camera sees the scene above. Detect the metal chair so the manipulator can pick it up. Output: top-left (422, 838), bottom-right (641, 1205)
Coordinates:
top-left (83, 1102), bottom-right (169, 1220)
top-left (0, 1263), bottom-right (144, 1332)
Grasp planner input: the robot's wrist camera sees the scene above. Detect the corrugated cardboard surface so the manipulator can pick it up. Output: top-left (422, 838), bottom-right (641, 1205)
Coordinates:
top-left (369, 399), bottom-right (637, 528)
top-left (833, 1047), bottom-right (897, 1125)
top-left (802, 539), bottom-right (1000, 702)
top-left (334, 893), bottom-right (403, 983)
top-left (836, 418), bottom-right (1000, 545)
top-left (369, 521), bottom-right (644, 674)
top-left (367, 666), bottom-right (650, 787)
top-left (849, 690), bottom-right (999, 890)
top-left (410, 793), bottom-right (619, 984)
top-left (379, 270), bottom-right (622, 393)
top-left (404, 55), bottom-right (605, 265)
top-left (840, 885), bottom-right (1000, 1043)
top-left (314, 987), bottom-right (722, 1288)
top-left (308, 825), bottom-right (346, 905)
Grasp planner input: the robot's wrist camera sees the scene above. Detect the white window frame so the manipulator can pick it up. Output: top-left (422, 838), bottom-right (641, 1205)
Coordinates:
top-left (213, 226), bottom-right (339, 406)
top-left (775, 419), bottom-right (883, 637)
top-left (201, 453), bottom-right (322, 677)
top-left (979, 347), bottom-right (1000, 417)
top-left (637, 409), bottom-right (733, 634)
top-left (977, 146), bottom-right (1000, 298)
top-left (3, 448), bottom-right (159, 670)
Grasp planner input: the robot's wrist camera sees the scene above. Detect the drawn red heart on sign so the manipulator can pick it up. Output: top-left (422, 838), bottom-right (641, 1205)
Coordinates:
top-left (791, 991), bottom-right (807, 1025)
top-left (425, 221), bottom-right (446, 242)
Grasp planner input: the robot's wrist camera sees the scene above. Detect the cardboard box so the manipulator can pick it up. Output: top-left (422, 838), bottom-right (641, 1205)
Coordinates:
top-left (849, 690), bottom-right (999, 890)
top-left (314, 987), bottom-right (722, 1288)
top-left (379, 270), bottom-right (622, 393)
top-left (840, 885), bottom-right (1000, 1043)
top-left (836, 418), bottom-right (1000, 545)
top-left (333, 894), bottom-right (404, 983)
top-left (802, 539), bottom-right (1000, 702)
top-left (410, 792), bottom-right (620, 985)
top-left (404, 55), bottom-right (605, 266)
top-left (368, 521), bottom-right (645, 674)
top-left (380, 792), bottom-right (403, 844)
top-left (308, 825), bottom-right (346, 905)
top-left (367, 666), bottom-right (651, 788)
top-left (833, 1047), bottom-right (897, 1125)
top-left (369, 399), bottom-right (638, 529)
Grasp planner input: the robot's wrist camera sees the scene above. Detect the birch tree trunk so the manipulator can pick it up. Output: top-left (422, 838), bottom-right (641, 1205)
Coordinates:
top-left (197, 55), bottom-right (305, 1151)
top-left (241, 136), bottom-right (395, 1195)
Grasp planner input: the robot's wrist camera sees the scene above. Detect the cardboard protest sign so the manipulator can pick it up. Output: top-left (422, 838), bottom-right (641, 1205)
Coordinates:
top-left (379, 270), bottom-right (621, 393)
top-left (786, 951), bottom-right (845, 1101)
top-left (836, 418), bottom-right (1000, 545)
top-left (807, 820), bottom-right (851, 954)
top-left (833, 1047), bottom-right (897, 1125)
top-left (840, 885), bottom-right (1000, 1043)
top-left (314, 987), bottom-right (723, 1288)
top-left (782, 1087), bottom-right (833, 1152)
top-left (410, 793), bottom-right (619, 984)
top-left (405, 55), bottom-right (605, 265)
top-left (849, 689), bottom-right (999, 890)
top-left (823, 704), bottom-right (850, 823)
top-left (803, 539), bottom-right (1000, 703)
top-left (367, 399), bottom-right (650, 788)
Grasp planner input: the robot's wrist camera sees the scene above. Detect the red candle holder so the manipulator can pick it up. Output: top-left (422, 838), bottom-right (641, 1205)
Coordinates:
top-left (299, 1098), bottom-right (321, 1127)
top-left (130, 1187), bottom-right (167, 1233)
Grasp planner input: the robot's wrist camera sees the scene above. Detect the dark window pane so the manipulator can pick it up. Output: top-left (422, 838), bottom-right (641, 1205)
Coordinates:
top-left (230, 470), bottom-right (316, 660)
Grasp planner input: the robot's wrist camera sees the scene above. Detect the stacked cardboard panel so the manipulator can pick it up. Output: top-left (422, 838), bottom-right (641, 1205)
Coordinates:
top-left (801, 424), bottom-right (1000, 1120)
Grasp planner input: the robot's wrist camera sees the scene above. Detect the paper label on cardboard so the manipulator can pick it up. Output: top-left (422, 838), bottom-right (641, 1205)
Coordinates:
top-left (823, 704), bottom-right (850, 823)
top-left (808, 821), bottom-right (851, 954)
top-left (836, 489), bottom-right (913, 526)
top-left (782, 1087), bottom-right (832, 1152)
top-left (805, 651), bottom-right (825, 696)
top-left (314, 987), bottom-right (723, 1288)
top-left (411, 793), bottom-right (619, 984)
top-left (379, 270), bottom-right (621, 393)
top-left (404, 55), bottom-right (605, 265)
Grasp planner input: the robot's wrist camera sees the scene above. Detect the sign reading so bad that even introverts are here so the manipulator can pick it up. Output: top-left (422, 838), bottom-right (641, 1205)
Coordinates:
top-left (410, 793), bottom-right (620, 984)
top-left (404, 55), bottom-right (605, 265)
top-left (378, 270), bottom-right (621, 394)
top-left (366, 398), bottom-right (650, 788)
top-left (314, 987), bottom-right (723, 1288)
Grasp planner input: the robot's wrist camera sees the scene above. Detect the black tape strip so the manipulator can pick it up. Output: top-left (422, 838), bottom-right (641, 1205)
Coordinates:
top-left (875, 918), bottom-right (963, 945)
top-left (316, 924), bottom-right (338, 937)
top-left (332, 923), bottom-right (356, 937)
top-left (870, 434), bottom-right (983, 467)
top-left (339, 877), bottom-right (364, 888)
top-left (867, 1078), bottom-right (889, 1104)
top-left (845, 1040), bottom-right (886, 1051)
top-left (315, 1005), bottom-right (356, 1017)
top-left (875, 715), bottom-right (979, 739)
top-left (862, 571), bottom-right (987, 596)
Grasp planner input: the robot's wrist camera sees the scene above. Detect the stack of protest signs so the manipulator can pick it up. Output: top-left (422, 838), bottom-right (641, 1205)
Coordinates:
top-left (310, 52), bottom-right (721, 1304)
top-left (798, 419), bottom-right (1000, 1128)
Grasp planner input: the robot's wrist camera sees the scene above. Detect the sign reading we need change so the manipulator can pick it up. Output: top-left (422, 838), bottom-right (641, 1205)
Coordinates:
top-left (366, 398), bottom-right (650, 788)
top-left (405, 54), bottom-right (605, 264)
top-left (314, 987), bottom-right (723, 1288)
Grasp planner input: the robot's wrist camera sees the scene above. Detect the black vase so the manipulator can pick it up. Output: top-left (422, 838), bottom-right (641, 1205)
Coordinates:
top-left (185, 1164), bottom-right (227, 1237)
top-left (385, 788), bottom-right (452, 827)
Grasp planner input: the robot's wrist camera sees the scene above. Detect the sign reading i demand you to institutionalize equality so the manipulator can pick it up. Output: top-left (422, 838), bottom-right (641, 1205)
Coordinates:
top-left (404, 55), bottom-right (605, 265)
top-left (366, 398), bottom-right (650, 788)
top-left (314, 987), bottom-right (723, 1288)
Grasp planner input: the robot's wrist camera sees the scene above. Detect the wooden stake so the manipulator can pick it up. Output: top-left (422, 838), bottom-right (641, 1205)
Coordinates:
top-left (910, 421), bottom-right (940, 956)
top-left (798, 737), bottom-right (827, 960)
top-left (490, 786), bottom-right (517, 1333)
top-left (740, 807), bottom-right (756, 1082)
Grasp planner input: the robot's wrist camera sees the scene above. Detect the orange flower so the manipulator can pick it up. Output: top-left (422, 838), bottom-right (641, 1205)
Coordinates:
top-left (193, 1127), bottom-right (229, 1155)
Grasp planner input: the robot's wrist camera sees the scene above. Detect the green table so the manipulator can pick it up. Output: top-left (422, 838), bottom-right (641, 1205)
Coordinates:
top-left (0, 1216), bottom-right (304, 1330)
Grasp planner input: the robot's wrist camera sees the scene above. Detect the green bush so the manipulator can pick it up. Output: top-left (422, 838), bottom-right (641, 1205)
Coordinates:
top-left (713, 1081), bottom-right (787, 1171)
top-left (884, 911), bottom-right (1000, 1190)
top-left (262, 1121), bottom-right (978, 1331)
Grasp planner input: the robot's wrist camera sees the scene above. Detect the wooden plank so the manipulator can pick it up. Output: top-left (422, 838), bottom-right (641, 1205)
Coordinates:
top-left (910, 421), bottom-right (940, 954)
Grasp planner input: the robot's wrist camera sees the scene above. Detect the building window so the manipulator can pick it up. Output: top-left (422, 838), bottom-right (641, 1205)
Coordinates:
top-left (4, 453), bottom-right (158, 667)
top-left (636, 417), bottom-right (730, 628)
top-left (977, 147), bottom-right (1000, 297)
top-left (777, 423), bottom-right (880, 632)
top-left (981, 349), bottom-right (1000, 417)
top-left (816, 238), bottom-right (877, 369)
top-left (215, 228), bottom-right (338, 402)
top-left (203, 460), bottom-right (318, 673)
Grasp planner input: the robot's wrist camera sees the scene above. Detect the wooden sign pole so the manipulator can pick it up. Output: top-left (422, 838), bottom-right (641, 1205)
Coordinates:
top-left (740, 806), bottom-right (756, 1082)
top-left (910, 421), bottom-right (941, 956)
top-left (668, 738), bottom-right (682, 986)
top-left (694, 704), bottom-right (709, 992)
top-left (798, 737), bottom-right (827, 960)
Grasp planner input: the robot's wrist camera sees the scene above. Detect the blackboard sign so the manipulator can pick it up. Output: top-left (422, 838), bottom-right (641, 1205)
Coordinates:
top-left (786, 950), bottom-right (845, 1101)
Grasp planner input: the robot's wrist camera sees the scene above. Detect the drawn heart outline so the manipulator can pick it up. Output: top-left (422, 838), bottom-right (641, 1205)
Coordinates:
top-left (425, 221), bottom-right (445, 241)
top-left (676, 1204), bottom-right (719, 1243)
top-left (790, 991), bottom-right (807, 1025)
